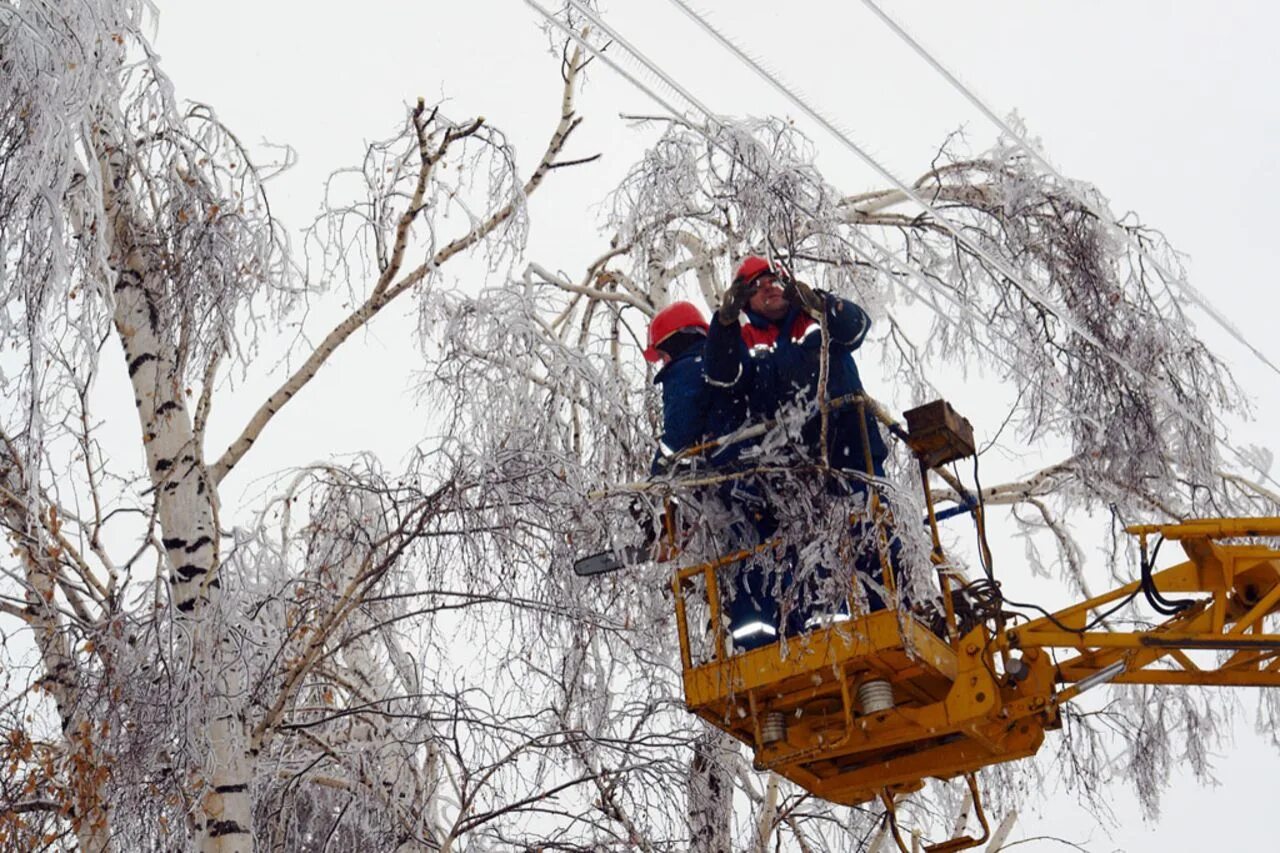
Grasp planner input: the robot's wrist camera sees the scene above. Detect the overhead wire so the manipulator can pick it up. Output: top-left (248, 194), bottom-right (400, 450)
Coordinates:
top-left (531, 0), bottom-right (1232, 632)
top-left (540, 0), bottom-right (1266, 498)
top-left (536, 1), bottom-right (1132, 631)
top-left (535, 0), bottom-right (1280, 558)
top-left (539, 3), bottom-right (1280, 568)
top-left (857, 0), bottom-right (1280, 382)
top-left (661, 0), bottom-right (1280, 496)
top-left (539, 0), bottom-right (1099, 437)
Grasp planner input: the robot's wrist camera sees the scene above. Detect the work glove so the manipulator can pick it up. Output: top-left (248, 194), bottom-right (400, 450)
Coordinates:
top-left (783, 276), bottom-right (825, 318)
top-left (716, 275), bottom-right (755, 325)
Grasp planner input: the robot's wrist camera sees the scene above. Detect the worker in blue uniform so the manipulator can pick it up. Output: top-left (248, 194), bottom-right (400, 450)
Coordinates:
top-left (705, 256), bottom-right (901, 646)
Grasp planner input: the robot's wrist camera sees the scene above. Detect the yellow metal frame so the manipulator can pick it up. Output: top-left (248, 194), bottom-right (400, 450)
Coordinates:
top-left (670, 516), bottom-right (1280, 819)
top-left (654, 396), bottom-right (1280, 848)
top-left (1011, 518), bottom-right (1280, 692)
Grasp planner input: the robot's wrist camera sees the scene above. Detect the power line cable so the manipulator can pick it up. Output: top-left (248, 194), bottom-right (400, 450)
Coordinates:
top-left (538, 0), bottom-right (1079, 426)
top-left (545, 0), bottom-right (1234, 480)
top-left (535, 2), bottom-right (1243, 635)
top-left (660, 0), bottom-right (1280, 495)
top-left (532, 0), bottom-right (1276, 500)
top-left (550, 1), bottom-right (1076, 391)
top-left (857, 0), bottom-right (1280, 381)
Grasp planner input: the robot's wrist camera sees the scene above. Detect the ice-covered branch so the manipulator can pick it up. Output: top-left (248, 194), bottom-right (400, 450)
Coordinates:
top-left (210, 47), bottom-right (588, 485)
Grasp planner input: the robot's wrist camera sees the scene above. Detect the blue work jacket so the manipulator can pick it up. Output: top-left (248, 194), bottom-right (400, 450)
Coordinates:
top-left (651, 340), bottom-right (749, 474)
top-left (704, 292), bottom-right (887, 474)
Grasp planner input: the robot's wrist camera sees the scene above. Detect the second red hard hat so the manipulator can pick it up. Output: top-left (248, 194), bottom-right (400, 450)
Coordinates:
top-left (644, 301), bottom-right (709, 362)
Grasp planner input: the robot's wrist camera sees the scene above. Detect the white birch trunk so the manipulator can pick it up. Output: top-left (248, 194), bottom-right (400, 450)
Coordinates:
top-left (100, 146), bottom-right (253, 852)
top-left (687, 731), bottom-right (734, 853)
top-left (752, 773), bottom-right (780, 853)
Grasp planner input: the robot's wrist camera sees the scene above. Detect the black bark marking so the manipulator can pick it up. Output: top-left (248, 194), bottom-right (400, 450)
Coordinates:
top-left (214, 784), bottom-right (248, 794)
top-left (156, 400), bottom-right (181, 416)
top-left (186, 536), bottom-right (212, 553)
top-left (128, 353), bottom-right (157, 377)
top-left (176, 563), bottom-right (205, 580)
top-left (113, 270), bottom-right (143, 292)
top-left (155, 459), bottom-right (173, 472)
top-left (208, 820), bottom-right (248, 838)
top-left (176, 598), bottom-right (197, 612)
top-left (162, 537), bottom-right (188, 550)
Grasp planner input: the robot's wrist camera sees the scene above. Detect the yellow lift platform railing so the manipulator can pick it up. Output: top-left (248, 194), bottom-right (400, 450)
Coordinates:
top-left (665, 401), bottom-right (1280, 852)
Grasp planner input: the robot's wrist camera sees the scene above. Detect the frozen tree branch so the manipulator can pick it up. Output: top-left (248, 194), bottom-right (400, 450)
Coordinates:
top-left (0, 4), bottom-right (1272, 850)
top-left (210, 45), bottom-right (588, 485)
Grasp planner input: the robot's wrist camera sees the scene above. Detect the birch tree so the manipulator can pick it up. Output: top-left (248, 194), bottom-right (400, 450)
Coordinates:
top-left (0, 1), bottom-right (601, 849)
top-left (1, 2), bottom-right (1276, 852)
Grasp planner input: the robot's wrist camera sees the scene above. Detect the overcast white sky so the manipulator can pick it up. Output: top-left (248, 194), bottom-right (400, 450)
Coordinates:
top-left (150, 2), bottom-right (1280, 849)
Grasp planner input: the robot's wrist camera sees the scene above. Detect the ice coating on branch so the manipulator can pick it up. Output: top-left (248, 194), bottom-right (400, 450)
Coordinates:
top-left (418, 105), bottom-right (1270, 842)
top-left (0, 0), bottom-right (290, 401)
top-left (599, 113), bottom-right (1254, 528)
top-left (2, 3), bottom-right (1276, 848)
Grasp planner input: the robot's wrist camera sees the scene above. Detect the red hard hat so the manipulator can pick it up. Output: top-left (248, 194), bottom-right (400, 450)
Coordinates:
top-left (734, 255), bottom-right (773, 287)
top-left (644, 301), bottom-right (709, 363)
